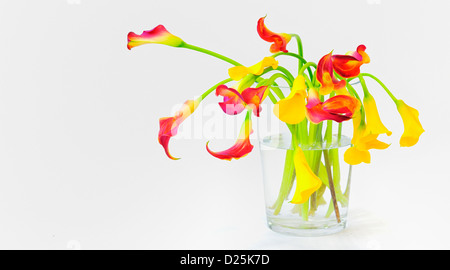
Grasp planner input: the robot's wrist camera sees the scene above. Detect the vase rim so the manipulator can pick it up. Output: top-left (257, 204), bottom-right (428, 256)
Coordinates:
top-left (259, 133), bottom-right (351, 150)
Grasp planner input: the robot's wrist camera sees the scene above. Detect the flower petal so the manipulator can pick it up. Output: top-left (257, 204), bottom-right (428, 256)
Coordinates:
top-left (206, 112), bottom-right (254, 160)
top-left (306, 89), bottom-right (358, 124)
top-left (344, 146), bottom-right (371, 165)
top-left (228, 57), bottom-right (278, 81)
top-left (127, 25), bottom-right (184, 50)
top-left (241, 86), bottom-right (268, 117)
top-left (216, 85), bottom-right (246, 115)
top-left (215, 85), bottom-right (268, 117)
top-left (291, 147), bottom-right (322, 204)
top-left (316, 52), bottom-right (346, 95)
top-left (345, 122), bottom-right (390, 165)
top-left (273, 75), bottom-right (307, 124)
top-left (158, 98), bottom-right (200, 160)
top-left (395, 100), bottom-right (425, 147)
top-left (273, 91), bottom-right (306, 124)
top-left (332, 45), bottom-right (370, 78)
top-left (322, 95), bottom-right (360, 117)
top-left (256, 17), bottom-right (291, 53)
top-left (364, 93), bottom-right (392, 136)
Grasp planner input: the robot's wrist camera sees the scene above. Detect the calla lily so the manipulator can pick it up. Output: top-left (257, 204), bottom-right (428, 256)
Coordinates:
top-left (158, 98), bottom-right (201, 160)
top-left (344, 133), bottom-right (390, 165)
top-left (332, 45), bottom-right (370, 78)
top-left (291, 147), bottom-right (322, 204)
top-left (316, 52), bottom-right (346, 95)
top-left (206, 111), bottom-right (254, 161)
top-left (216, 85), bottom-right (268, 117)
top-left (395, 100), bottom-right (424, 147)
top-left (228, 57), bottom-right (278, 81)
top-left (127, 25), bottom-right (185, 50)
top-left (257, 17), bottom-right (291, 53)
top-left (344, 134), bottom-right (390, 165)
top-left (344, 111), bottom-right (390, 165)
top-left (273, 75), bottom-right (307, 124)
top-left (364, 93), bottom-right (392, 136)
top-left (215, 85), bottom-right (246, 115)
top-left (306, 88), bottom-right (360, 124)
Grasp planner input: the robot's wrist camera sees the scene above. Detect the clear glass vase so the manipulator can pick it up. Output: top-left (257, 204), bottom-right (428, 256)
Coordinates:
top-left (258, 131), bottom-right (352, 237)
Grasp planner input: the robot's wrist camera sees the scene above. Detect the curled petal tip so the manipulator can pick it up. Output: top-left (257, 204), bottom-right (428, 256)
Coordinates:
top-left (395, 100), bottom-right (424, 147)
top-left (317, 52), bottom-right (346, 95)
top-left (157, 99), bottom-right (200, 160)
top-left (205, 140), bottom-right (253, 161)
top-left (206, 113), bottom-right (254, 161)
top-left (332, 45), bottom-right (370, 78)
top-left (257, 17), bottom-right (290, 53)
top-left (127, 25), bottom-right (184, 50)
top-left (158, 134), bottom-right (180, 160)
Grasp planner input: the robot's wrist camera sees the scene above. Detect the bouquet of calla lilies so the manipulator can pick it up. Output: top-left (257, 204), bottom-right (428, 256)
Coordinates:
top-left (127, 17), bottom-right (424, 220)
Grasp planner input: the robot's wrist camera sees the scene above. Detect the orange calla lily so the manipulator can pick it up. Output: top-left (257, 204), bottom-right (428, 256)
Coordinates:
top-left (216, 84), bottom-right (268, 117)
top-left (257, 17), bottom-right (291, 53)
top-left (127, 25), bottom-right (185, 49)
top-left (206, 111), bottom-right (254, 161)
top-left (306, 89), bottom-right (360, 124)
top-left (332, 45), bottom-right (370, 78)
top-left (316, 52), bottom-right (346, 95)
top-left (158, 98), bottom-right (201, 160)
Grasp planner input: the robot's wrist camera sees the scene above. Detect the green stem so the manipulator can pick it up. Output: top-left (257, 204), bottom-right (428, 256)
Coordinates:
top-left (267, 91), bottom-right (278, 104)
top-left (325, 120), bottom-right (333, 147)
top-left (265, 73), bottom-right (292, 89)
top-left (271, 50), bottom-right (315, 85)
top-left (323, 150), bottom-right (341, 223)
top-left (290, 34), bottom-right (304, 58)
top-left (303, 75), bottom-right (314, 89)
top-left (359, 73), bottom-right (398, 102)
top-left (357, 74), bottom-right (371, 97)
top-left (301, 199), bottom-right (309, 221)
top-left (291, 34), bottom-right (303, 75)
top-left (298, 62), bottom-right (317, 79)
top-left (272, 52), bottom-right (307, 64)
top-left (200, 78), bottom-right (233, 100)
top-left (273, 141), bottom-right (296, 215)
top-left (255, 74), bottom-right (286, 100)
top-left (324, 92), bottom-right (335, 147)
top-left (182, 43), bottom-right (242, 66)
top-left (275, 66), bottom-right (295, 83)
top-left (346, 82), bottom-right (366, 127)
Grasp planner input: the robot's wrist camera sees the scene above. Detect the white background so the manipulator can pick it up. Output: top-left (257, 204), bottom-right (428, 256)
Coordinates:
top-left (0, 0), bottom-right (448, 250)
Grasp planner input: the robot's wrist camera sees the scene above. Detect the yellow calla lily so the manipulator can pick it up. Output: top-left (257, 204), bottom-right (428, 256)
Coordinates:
top-left (363, 93), bottom-right (392, 136)
top-left (344, 110), bottom-right (390, 165)
top-left (273, 75), bottom-right (307, 124)
top-left (344, 134), bottom-right (390, 165)
top-left (228, 57), bottom-right (278, 81)
top-left (291, 147), bottom-right (322, 204)
top-left (395, 100), bottom-right (424, 147)
top-left (344, 147), bottom-right (371, 165)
